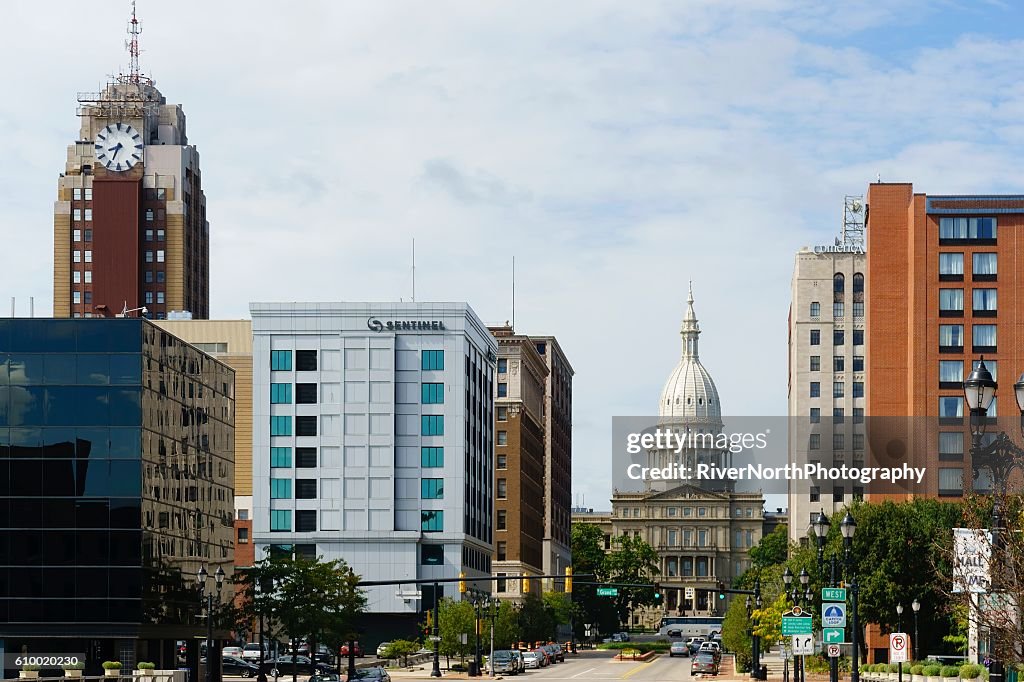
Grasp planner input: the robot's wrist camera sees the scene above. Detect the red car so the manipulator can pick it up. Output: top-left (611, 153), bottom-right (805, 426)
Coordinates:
top-left (340, 642), bottom-right (364, 658)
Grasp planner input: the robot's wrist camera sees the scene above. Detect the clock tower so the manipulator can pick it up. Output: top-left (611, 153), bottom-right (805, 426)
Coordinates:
top-left (53, 3), bottom-right (210, 319)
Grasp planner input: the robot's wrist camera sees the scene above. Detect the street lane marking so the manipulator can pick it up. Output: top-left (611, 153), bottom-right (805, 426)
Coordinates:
top-left (621, 661), bottom-right (651, 678)
top-left (570, 667), bottom-right (597, 678)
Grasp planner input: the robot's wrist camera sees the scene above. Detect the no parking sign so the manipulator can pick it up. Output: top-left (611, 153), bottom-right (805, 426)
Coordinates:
top-left (890, 633), bottom-right (909, 663)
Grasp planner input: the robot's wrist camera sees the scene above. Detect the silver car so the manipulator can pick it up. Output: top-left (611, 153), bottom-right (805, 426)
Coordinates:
top-left (489, 650), bottom-right (518, 675)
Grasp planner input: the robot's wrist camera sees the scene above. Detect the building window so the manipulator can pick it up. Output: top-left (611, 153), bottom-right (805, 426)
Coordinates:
top-left (833, 382), bottom-right (844, 398)
top-left (497, 479), bottom-right (507, 499)
top-left (296, 448), bottom-right (317, 467)
top-left (810, 302), bottom-right (820, 318)
top-left (834, 329), bottom-right (844, 345)
top-left (495, 541), bottom-right (507, 561)
top-left (833, 433), bottom-right (845, 450)
top-left (84, 188), bottom-right (92, 200)
top-left (939, 432), bottom-right (964, 461)
top-left (296, 383), bottom-right (317, 404)
top-left (271, 350), bottom-right (293, 371)
top-left (421, 545), bottom-right (444, 565)
top-left (853, 355), bottom-right (864, 372)
top-left (833, 302), bottom-right (845, 318)
top-left (833, 486), bottom-right (845, 503)
top-left (84, 271), bottom-right (92, 283)
top-left (145, 291), bottom-right (153, 305)
top-left (421, 510), bottom-right (443, 532)
top-left (270, 479), bottom-right (292, 499)
top-left (421, 447), bottom-right (444, 467)
top-left (157, 229), bottom-right (165, 241)
top-left (853, 301), bottom-right (864, 318)
top-left (296, 350), bottom-right (318, 371)
top-left (84, 250), bottom-right (92, 263)
top-left (73, 229), bottom-right (81, 242)
top-left (810, 382), bottom-right (820, 398)
top-left (73, 251), bottom-right (81, 263)
top-left (809, 408), bottom-right (820, 423)
top-left (810, 434), bottom-right (820, 450)
top-left (73, 188), bottom-right (82, 200)
top-left (422, 415), bottom-right (444, 436)
top-left (497, 510), bottom-right (507, 531)
top-left (939, 468), bottom-right (964, 497)
top-left (810, 329), bottom-right (820, 345)
top-left (145, 229), bottom-right (153, 241)
top-left (270, 510), bottom-right (292, 532)
top-left (939, 217), bottom-right (996, 240)
top-left (422, 383), bottom-right (444, 404)
top-left (973, 324), bottom-right (997, 351)
top-left (73, 291), bottom-right (81, 304)
top-left (974, 253), bottom-right (997, 279)
top-left (853, 433), bottom-right (864, 450)
top-left (940, 360), bottom-right (964, 387)
top-left (271, 447), bottom-right (292, 467)
top-left (144, 271), bottom-right (152, 283)
top-left (296, 479), bottom-right (317, 499)
top-left (238, 528), bottom-right (249, 544)
top-left (145, 208), bottom-right (154, 221)
top-left (296, 416), bottom-right (317, 437)
top-left (421, 478), bottom-right (444, 499)
top-left (939, 397), bottom-right (963, 419)
top-left (497, 359), bottom-right (508, 373)
top-left (156, 250), bottom-right (165, 263)
top-left (145, 251), bottom-right (153, 263)
top-left (156, 271), bottom-right (164, 283)
top-left (497, 383), bottom-right (508, 397)
top-left (940, 253), bottom-right (965, 279)
top-left (496, 454), bottom-right (507, 469)
top-left (939, 324), bottom-right (964, 351)
top-left (973, 289), bottom-right (997, 315)
top-left (834, 273), bottom-right (845, 295)
top-left (73, 208), bottom-right (81, 221)
top-left (497, 406), bottom-right (508, 421)
top-left (496, 430), bottom-right (508, 446)
top-left (810, 487), bottom-right (820, 502)
top-left (83, 292), bottom-right (91, 304)
top-left (296, 510), bottom-right (317, 532)
top-left (853, 329), bottom-right (864, 346)
top-left (271, 383), bottom-right (293, 404)
top-left (834, 356), bottom-right (844, 372)
top-left (84, 208), bottom-right (92, 221)
top-left (853, 382), bottom-right (864, 398)
top-left (156, 292), bottom-right (164, 304)
top-left (833, 408), bottom-right (844, 423)
top-left (422, 350), bottom-right (444, 370)
top-left (271, 416), bottom-right (292, 436)
top-left (939, 289), bottom-right (964, 315)
top-left (810, 355), bottom-right (820, 372)
top-left (73, 271), bottom-right (81, 284)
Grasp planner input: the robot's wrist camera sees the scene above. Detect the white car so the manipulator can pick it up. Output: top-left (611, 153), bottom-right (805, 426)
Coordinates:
top-left (522, 651), bottom-right (541, 669)
top-left (241, 643), bottom-right (270, 662)
top-left (376, 642), bottom-right (392, 658)
top-left (223, 647), bottom-right (243, 659)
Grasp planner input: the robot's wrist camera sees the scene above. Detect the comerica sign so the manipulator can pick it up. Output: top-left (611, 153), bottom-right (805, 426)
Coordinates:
top-left (367, 318), bottom-right (447, 332)
top-left (813, 244), bottom-right (865, 255)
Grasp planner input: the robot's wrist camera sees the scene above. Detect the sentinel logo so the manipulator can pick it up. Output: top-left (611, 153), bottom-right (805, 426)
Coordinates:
top-left (367, 318), bottom-right (447, 332)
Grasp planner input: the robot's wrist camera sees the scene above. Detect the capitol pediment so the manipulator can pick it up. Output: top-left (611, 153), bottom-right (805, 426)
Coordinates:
top-left (626, 483), bottom-right (732, 502)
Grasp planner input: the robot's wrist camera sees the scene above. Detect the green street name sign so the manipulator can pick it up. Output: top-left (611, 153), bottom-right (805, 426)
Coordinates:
top-left (782, 615), bottom-right (813, 636)
top-left (822, 588), bottom-right (847, 602)
top-left (597, 587), bottom-right (619, 597)
top-left (823, 628), bottom-right (845, 644)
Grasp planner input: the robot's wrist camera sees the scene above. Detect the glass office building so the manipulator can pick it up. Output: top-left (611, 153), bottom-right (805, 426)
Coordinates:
top-left (0, 319), bottom-right (234, 676)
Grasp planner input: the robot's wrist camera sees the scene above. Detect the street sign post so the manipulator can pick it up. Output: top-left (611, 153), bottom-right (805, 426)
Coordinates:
top-left (822, 603), bottom-right (847, 628)
top-left (782, 606), bottom-right (814, 636)
top-left (792, 635), bottom-right (815, 656)
top-left (827, 644), bottom-right (841, 658)
top-left (597, 587), bottom-right (619, 597)
top-left (428, 635), bottom-right (441, 642)
top-left (822, 588), bottom-right (847, 602)
top-left (890, 633), bottom-right (909, 663)
top-left (823, 628), bottom-right (845, 644)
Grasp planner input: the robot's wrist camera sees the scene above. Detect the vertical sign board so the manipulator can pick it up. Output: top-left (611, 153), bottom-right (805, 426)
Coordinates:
top-left (827, 645), bottom-right (841, 658)
top-left (953, 528), bottom-right (991, 593)
top-left (890, 633), bottom-right (909, 664)
top-left (792, 635), bottom-right (815, 656)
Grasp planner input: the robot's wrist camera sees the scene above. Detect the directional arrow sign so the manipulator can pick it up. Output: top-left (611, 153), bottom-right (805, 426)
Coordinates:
top-left (597, 587), bottom-right (619, 597)
top-left (823, 628), bottom-right (845, 644)
top-left (792, 635), bottom-right (815, 656)
top-left (822, 587), bottom-right (847, 602)
top-left (822, 602), bottom-right (847, 628)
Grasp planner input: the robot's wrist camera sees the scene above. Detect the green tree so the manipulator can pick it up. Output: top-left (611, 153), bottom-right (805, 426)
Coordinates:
top-left (752, 593), bottom-right (788, 644)
top-left (381, 640), bottom-right (420, 667)
top-left (571, 523), bottom-right (618, 636)
top-left (604, 534), bottom-right (660, 625)
top-left (437, 598), bottom-right (474, 664)
top-left (722, 592), bottom-right (754, 671)
top-left (493, 601), bottom-right (521, 649)
top-left (519, 592), bottom-right (555, 643)
top-left (749, 524), bottom-right (789, 570)
top-left (542, 592), bottom-right (573, 628)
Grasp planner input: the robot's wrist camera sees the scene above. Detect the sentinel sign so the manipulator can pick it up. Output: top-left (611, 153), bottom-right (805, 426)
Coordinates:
top-left (367, 318), bottom-right (446, 332)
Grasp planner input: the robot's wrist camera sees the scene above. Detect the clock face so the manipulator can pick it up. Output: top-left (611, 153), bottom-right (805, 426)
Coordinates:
top-left (94, 122), bottom-right (143, 172)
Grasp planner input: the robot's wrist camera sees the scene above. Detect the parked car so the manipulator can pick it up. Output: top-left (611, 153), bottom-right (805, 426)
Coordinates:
top-left (340, 642), bottom-right (364, 658)
top-left (699, 641), bottom-right (722, 663)
top-left (615, 632), bottom-right (630, 642)
top-left (667, 627), bottom-right (683, 637)
top-left (308, 675), bottom-right (342, 682)
top-left (512, 650), bottom-right (525, 673)
top-left (263, 655), bottom-right (332, 677)
top-left (669, 641), bottom-right (689, 657)
top-left (222, 656), bottom-right (260, 677)
top-left (223, 647), bottom-right (244, 659)
top-left (552, 644), bottom-right (566, 662)
top-left (375, 642), bottom-right (392, 658)
top-left (347, 667), bottom-right (391, 681)
top-left (522, 651), bottom-right (542, 669)
top-left (489, 650), bottom-right (519, 675)
top-left (242, 643), bottom-right (271, 663)
top-left (691, 652), bottom-right (719, 675)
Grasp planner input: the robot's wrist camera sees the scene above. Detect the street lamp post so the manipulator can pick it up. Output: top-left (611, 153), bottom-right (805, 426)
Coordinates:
top-left (431, 582), bottom-right (441, 678)
top-left (197, 566), bottom-right (225, 682)
top-left (813, 510), bottom-right (838, 682)
top-left (842, 512), bottom-right (859, 682)
top-left (912, 599), bottom-right (921, 662)
top-left (752, 580), bottom-right (763, 681)
top-left (896, 604), bottom-right (905, 682)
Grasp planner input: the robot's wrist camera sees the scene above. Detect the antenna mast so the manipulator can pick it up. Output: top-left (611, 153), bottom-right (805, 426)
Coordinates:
top-left (511, 256), bottom-right (515, 330)
top-left (126, 1), bottom-right (143, 84)
top-left (411, 238), bottom-right (416, 302)
top-left (842, 195), bottom-right (866, 249)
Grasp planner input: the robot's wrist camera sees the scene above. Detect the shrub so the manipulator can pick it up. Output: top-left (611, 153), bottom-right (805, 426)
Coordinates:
top-left (888, 663), bottom-right (900, 673)
top-left (941, 666), bottom-right (960, 677)
top-left (102, 662), bottom-right (122, 670)
top-left (64, 663), bottom-right (86, 670)
top-left (22, 665), bottom-right (41, 672)
top-left (923, 664), bottom-right (942, 676)
top-left (137, 663), bottom-right (156, 670)
top-left (911, 665), bottom-right (925, 675)
top-left (959, 664), bottom-right (984, 680)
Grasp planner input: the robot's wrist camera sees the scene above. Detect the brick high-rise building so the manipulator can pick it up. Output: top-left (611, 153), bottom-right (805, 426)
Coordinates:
top-left (865, 183), bottom-right (1024, 500)
top-left (53, 7), bottom-right (209, 320)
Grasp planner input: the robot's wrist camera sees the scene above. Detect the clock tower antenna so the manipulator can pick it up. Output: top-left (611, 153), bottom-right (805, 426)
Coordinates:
top-left (125, 1), bottom-right (143, 84)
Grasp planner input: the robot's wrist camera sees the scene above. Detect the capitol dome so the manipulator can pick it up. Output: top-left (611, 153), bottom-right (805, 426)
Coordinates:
top-left (659, 284), bottom-right (722, 423)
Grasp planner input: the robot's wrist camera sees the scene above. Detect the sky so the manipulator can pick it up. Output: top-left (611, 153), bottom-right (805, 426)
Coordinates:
top-left (4, 0), bottom-right (1024, 512)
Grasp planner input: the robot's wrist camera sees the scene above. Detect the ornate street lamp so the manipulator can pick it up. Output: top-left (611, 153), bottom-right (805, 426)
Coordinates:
top-left (896, 603), bottom-right (903, 633)
top-left (197, 566), bottom-right (225, 682)
top-left (842, 512), bottom-right (859, 682)
top-left (911, 599), bottom-right (920, 661)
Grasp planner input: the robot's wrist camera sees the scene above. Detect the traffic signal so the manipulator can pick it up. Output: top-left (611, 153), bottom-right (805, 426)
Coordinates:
top-left (653, 582), bottom-right (662, 606)
top-left (522, 575), bottom-right (530, 593)
top-left (459, 571), bottom-right (467, 594)
top-left (565, 567), bottom-right (573, 593)
top-left (717, 580), bottom-right (726, 600)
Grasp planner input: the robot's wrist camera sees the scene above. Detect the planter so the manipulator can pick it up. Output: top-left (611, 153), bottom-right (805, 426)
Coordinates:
top-left (927, 676), bottom-right (941, 682)
top-left (961, 678), bottom-right (982, 682)
top-left (105, 670), bottom-right (121, 677)
top-left (913, 676), bottom-right (926, 682)
top-left (20, 672), bottom-right (39, 680)
top-left (943, 677), bottom-right (959, 682)
top-left (135, 671), bottom-right (154, 677)
top-left (64, 670), bottom-right (84, 678)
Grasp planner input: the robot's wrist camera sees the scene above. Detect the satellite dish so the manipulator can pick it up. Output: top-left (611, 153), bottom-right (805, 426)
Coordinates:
top-left (851, 200), bottom-right (863, 213)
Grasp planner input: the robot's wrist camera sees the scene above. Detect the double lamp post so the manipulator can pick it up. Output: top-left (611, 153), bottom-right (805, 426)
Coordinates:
top-left (810, 510), bottom-right (859, 682)
top-left (197, 566), bottom-right (226, 682)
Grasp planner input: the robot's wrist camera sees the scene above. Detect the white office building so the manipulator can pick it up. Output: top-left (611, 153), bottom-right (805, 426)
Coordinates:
top-left (250, 302), bottom-right (497, 615)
